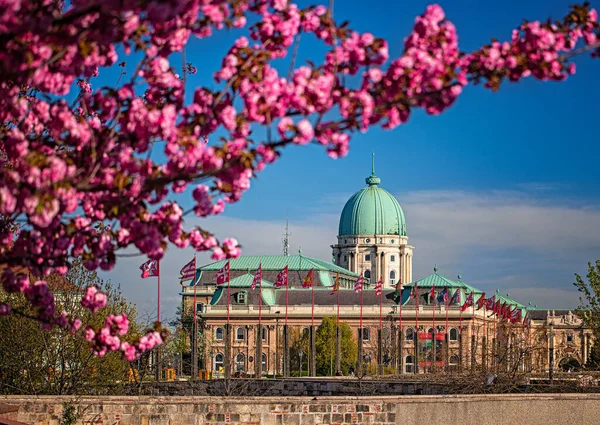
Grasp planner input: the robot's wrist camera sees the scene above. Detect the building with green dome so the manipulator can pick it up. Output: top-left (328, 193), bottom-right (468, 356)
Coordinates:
top-left (178, 156), bottom-right (592, 379)
top-left (332, 154), bottom-right (414, 286)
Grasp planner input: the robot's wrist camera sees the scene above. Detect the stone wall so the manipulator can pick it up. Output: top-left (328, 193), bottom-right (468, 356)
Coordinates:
top-left (2, 394), bottom-right (600, 425)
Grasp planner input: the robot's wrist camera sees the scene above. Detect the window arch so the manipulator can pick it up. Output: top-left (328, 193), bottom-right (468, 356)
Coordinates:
top-left (449, 328), bottom-right (459, 342)
top-left (364, 270), bottom-right (371, 279)
top-left (389, 270), bottom-right (396, 285)
top-left (236, 327), bottom-right (246, 341)
top-left (215, 327), bottom-right (224, 341)
top-left (261, 353), bottom-right (267, 373)
top-left (405, 327), bottom-right (415, 341)
top-left (427, 327), bottom-right (434, 336)
top-left (235, 353), bottom-right (245, 372)
top-left (449, 354), bottom-right (460, 370)
top-left (214, 353), bottom-right (224, 372)
top-left (362, 327), bottom-right (370, 341)
top-left (302, 327), bottom-right (310, 337)
top-left (405, 355), bottom-right (415, 374)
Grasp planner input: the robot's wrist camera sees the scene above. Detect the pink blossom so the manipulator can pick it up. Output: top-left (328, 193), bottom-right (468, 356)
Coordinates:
top-left (81, 286), bottom-right (107, 313)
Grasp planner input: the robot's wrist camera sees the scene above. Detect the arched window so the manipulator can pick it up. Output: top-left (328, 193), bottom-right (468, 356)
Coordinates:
top-left (214, 353), bottom-right (224, 372)
top-left (261, 353), bottom-right (267, 373)
top-left (236, 291), bottom-right (247, 304)
top-left (236, 327), bottom-right (246, 341)
top-left (262, 327), bottom-right (267, 341)
top-left (427, 327), bottom-right (434, 336)
top-left (235, 353), bottom-right (245, 372)
top-left (405, 327), bottom-right (415, 341)
top-left (449, 354), bottom-right (460, 370)
top-left (405, 355), bottom-right (415, 374)
top-left (302, 327), bottom-right (310, 337)
top-left (215, 327), bottom-right (224, 341)
top-left (449, 328), bottom-right (459, 342)
top-left (364, 270), bottom-right (371, 279)
top-left (389, 270), bottom-right (396, 285)
top-left (362, 327), bottom-right (370, 341)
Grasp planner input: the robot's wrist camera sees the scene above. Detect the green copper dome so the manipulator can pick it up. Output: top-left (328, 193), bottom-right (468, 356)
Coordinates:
top-left (338, 158), bottom-right (406, 237)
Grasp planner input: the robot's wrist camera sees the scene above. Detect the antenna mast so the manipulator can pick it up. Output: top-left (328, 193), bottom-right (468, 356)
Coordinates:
top-left (283, 216), bottom-right (291, 256)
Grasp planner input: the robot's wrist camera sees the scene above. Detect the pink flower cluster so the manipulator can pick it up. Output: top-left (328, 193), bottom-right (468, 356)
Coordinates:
top-left (0, 0), bottom-right (597, 358)
top-left (80, 286), bottom-right (108, 313)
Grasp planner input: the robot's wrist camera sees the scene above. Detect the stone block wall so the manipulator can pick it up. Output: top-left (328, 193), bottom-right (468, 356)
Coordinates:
top-left (2, 394), bottom-right (600, 425)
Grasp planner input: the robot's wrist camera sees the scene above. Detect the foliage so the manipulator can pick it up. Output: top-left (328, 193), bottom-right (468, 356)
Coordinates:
top-left (315, 316), bottom-right (357, 376)
top-left (0, 259), bottom-right (141, 394)
top-left (0, 0), bottom-right (598, 359)
top-left (574, 260), bottom-right (600, 336)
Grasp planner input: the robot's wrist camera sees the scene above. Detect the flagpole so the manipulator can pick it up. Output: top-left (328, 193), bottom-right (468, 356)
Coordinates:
top-left (359, 284), bottom-right (363, 330)
top-left (193, 255), bottom-right (198, 328)
top-left (227, 260), bottom-right (231, 326)
top-left (337, 278), bottom-right (340, 327)
top-left (311, 273), bottom-right (315, 328)
top-left (445, 287), bottom-right (449, 335)
top-left (415, 280), bottom-right (419, 374)
top-left (285, 267), bottom-right (289, 326)
top-left (258, 263), bottom-right (262, 326)
top-left (379, 284), bottom-right (383, 330)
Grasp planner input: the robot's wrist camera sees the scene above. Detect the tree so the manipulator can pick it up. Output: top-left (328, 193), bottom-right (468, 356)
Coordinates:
top-left (315, 316), bottom-right (357, 376)
top-left (0, 1), bottom-right (599, 359)
top-left (0, 259), bottom-right (141, 394)
top-left (574, 260), bottom-right (600, 370)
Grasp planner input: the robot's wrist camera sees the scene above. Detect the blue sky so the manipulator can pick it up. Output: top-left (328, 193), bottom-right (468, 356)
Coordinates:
top-left (102, 0), bottom-right (600, 323)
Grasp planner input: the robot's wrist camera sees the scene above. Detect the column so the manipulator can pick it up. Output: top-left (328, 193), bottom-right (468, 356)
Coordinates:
top-left (283, 324), bottom-right (290, 377)
top-left (255, 324), bottom-right (262, 378)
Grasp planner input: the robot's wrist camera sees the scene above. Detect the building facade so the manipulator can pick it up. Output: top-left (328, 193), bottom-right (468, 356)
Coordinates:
top-left (180, 166), bottom-right (593, 378)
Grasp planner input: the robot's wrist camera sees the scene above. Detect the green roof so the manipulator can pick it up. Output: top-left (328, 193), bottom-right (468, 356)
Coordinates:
top-left (338, 168), bottom-right (406, 236)
top-left (199, 254), bottom-right (359, 277)
top-left (227, 274), bottom-right (274, 288)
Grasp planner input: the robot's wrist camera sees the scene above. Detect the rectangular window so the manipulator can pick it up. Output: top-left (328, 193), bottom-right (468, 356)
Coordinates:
top-left (365, 254), bottom-right (371, 261)
top-left (567, 334), bottom-right (574, 343)
top-left (237, 292), bottom-right (246, 304)
top-left (390, 255), bottom-right (396, 262)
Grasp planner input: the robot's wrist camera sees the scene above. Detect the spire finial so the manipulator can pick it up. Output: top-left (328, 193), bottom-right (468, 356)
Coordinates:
top-left (372, 151), bottom-right (375, 175)
top-left (433, 264), bottom-right (438, 273)
top-left (365, 152), bottom-right (381, 186)
top-left (457, 273), bottom-right (462, 281)
top-left (298, 247), bottom-right (302, 256)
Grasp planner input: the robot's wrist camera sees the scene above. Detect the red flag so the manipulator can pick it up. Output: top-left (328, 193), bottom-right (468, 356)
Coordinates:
top-left (429, 286), bottom-right (435, 303)
top-left (140, 259), bottom-right (159, 278)
top-left (494, 299), bottom-right (501, 315)
top-left (374, 278), bottom-right (383, 296)
top-left (251, 264), bottom-right (262, 290)
top-left (475, 293), bottom-right (486, 310)
top-left (179, 258), bottom-right (196, 282)
top-left (461, 292), bottom-right (474, 311)
top-left (215, 261), bottom-right (230, 286)
top-left (354, 275), bottom-right (363, 293)
top-left (274, 266), bottom-right (288, 287)
top-left (302, 268), bottom-right (314, 288)
top-left (410, 284), bottom-right (418, 299)
top-left (486, 296), bottom-right (495, 310)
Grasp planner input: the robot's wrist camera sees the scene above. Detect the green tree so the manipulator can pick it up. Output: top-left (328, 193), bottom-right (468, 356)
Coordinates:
top-left (315, 317), bottom-right (357, 376)
top-left (574, 260), bottom-right (600, 371)
top-left (0, 259), bottom-right (141, 394)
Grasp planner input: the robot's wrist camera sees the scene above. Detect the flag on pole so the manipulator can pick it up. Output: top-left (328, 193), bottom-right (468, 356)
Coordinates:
top-left (436, 287), bottom-right (449, 304)
top-left (392, 281), bottom-right (403, 302)
top-left (475, 293), bottom-right (486, 310)
top-left (274, 266), bottom-right (288, 287)
top-left (486, 296), bottom-right (495, 311)
top-left (429, 286), bottom-right (436, 304)
top-left (215, 261), bottom-right (230, 286)
top-left (179, 258), bottom-right (196, 284)
top-left (374, 278), bottom-right (383, 296)
top-left (140, 259), bottom-right (159, 278)
top-left (450, 288), bottom-right (461, 305)
top-left (302, 268), bottom-right (314, 288)
top-left (494, 299), bottom-right (501, 316)
top-left (251, 264), bottom-right (262, 290)
top-left (461, 292), bottom-right (474, 311)
top-left (330, 271), bottom-right (340, 295)
top-left (354, 275), bottom-right (363, 293)
top-left (409, 283), bottom-right (418, 299)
